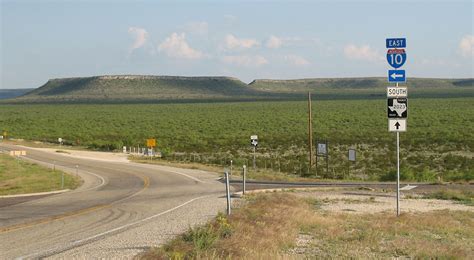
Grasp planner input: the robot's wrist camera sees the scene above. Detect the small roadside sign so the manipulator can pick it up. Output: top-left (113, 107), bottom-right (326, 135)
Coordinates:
top-left (387, 98), bottom-right (408, 118)
top-left (250, 135), bottom-right (258, 146)
top-left (389, 119), bottom-right (407, 132)
top-left (386, 38), bottom-right (406, 48)
top-left (388, 70), bottom-right (406, 83)
top-left (348, 149), bottom-right (356, 162)
top-left (9, 150), bottom-right (26, 156)
top-left (317, 143), bottom-right (327, 155)
top-left (147, 148), bottom-right (154, 156)
top-left (146, 139), bottom-right (156, 147)
top-left (387, 86), bottom-right (407, 98)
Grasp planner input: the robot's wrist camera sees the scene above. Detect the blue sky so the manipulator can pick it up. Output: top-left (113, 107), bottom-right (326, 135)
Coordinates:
top-left (1, 0), bottom-right (473, 89)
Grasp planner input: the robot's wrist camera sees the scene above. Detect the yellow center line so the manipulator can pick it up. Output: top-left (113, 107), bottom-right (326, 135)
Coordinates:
top-left (0, 173), bottom-right (150, 234)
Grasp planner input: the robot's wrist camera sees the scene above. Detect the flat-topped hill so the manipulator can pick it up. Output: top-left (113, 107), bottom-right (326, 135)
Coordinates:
top-left (4, 75), bottom-right (472, 103)
top-left (8, 75), bottom-right (268, 103)
top-left (249, 77), bottom-right (472, 90)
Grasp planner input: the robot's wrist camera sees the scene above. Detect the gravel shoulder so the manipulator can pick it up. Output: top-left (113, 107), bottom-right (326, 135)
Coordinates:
top-left (47, 194), bottom-right (227, 259)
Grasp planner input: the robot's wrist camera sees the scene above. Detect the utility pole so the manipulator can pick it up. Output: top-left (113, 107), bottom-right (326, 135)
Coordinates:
top-left (308, 92), bottom-right (314, 171)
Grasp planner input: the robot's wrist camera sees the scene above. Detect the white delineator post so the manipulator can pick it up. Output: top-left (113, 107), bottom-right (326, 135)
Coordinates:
top-left (242, 165), bottom-right (247, 195)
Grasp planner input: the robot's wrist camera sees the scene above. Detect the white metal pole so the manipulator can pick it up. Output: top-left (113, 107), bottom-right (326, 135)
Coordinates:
top-left (396, 82), bottom-right (400, 216)
top-left (225, 171), bottom-right (231, 215)
top-left (253, 146), bottom-right (256, 170)
top-left (397, 131), bottom-right (400, 216)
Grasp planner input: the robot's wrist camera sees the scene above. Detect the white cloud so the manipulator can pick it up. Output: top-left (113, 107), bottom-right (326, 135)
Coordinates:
top-left (284, 55), bottom-right (310, 66)
top-left (459, 35), bottom-right (474, 57)
top-left (224, 34), bottom-right (259, 50)
top-left (158, 33), bottom-right (203, 59)
top-left (222, 55), bottom-right (268, 67)
top-left (344, 44), bottom-right (383, 62)
top-left (266, 35), bottom-right (283, 49)
top-left (128, 27), bottom-right (148, 50)
top-left (184, 21), bottom-right (208, 35)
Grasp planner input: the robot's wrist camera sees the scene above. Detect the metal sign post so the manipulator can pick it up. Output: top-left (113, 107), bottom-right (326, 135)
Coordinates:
top-left (348, 149), bottom-right (356, 178)
top-left (225, 171), bottom-right (231, 215)
top-left (316, 141), bottom-right (329, 177)
top-left (253, 146), bottom-right (256, 170)
top-left (250, 135), bottom-right (258, 170)
top-left (308, 92), bottom-right (314, 171)
top-left (397, 129), bottom-right (400, 216)
top-left (386, 37), bottom-right (407, 217)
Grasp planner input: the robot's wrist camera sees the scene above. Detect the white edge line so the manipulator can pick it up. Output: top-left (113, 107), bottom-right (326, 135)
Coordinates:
top-left (128, 162), bottom-right (205, 183)
top-left (20, 156), bottom-right (107, 192)
top-left (0, 189), bottom-right (70, 198)
top-left (17, 195), bottom-right (210, 259)
top-left (164, 169), bottom-right (205, 183)
top-left (13, 145), bottom-right (130, 163)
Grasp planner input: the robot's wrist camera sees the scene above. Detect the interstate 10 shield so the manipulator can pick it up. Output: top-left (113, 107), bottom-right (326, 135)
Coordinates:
top-left (386, 49), bottom-right (406, 69)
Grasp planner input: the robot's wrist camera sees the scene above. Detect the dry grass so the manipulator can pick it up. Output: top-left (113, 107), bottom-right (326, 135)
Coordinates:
top-left (299, 206), bottom-right (473, 258)
top-left (0, 153), bottom-right (81, 195)
top-left (423, 189), bottom-right (474, 206)
top-left (139, 193), bottom-right (313, 259)
top-left (140, 191), bottom-right (474, 259)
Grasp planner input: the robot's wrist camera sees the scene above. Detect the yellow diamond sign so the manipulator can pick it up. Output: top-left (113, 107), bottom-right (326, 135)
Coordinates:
top-left (146, 139), bottom-right (156, 147)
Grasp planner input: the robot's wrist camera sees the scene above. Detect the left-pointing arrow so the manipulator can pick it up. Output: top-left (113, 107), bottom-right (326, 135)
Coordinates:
top-left (391, 72), bottom-right (403, 79)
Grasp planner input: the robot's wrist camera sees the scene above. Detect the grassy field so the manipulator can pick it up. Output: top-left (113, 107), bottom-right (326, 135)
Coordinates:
top-left (0, 153), bottom-right (80, 195)
top-left (0, 98), bottom-right (472, 181)
top-left (140, 193), bottom-right (474, 259)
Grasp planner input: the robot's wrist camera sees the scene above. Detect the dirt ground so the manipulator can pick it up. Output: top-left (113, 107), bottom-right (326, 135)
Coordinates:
top-left (294, 190), bottom-right (473, 214)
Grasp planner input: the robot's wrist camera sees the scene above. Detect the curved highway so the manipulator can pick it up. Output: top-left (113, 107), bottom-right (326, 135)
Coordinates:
top-left (0, 143), bottom-right (226, 259)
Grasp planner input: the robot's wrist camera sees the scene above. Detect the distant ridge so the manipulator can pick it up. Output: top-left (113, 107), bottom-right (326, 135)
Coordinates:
top-left (3, 75), bottom-right (473, 104)
top-left (249, 77), bottom-right (474, 92)
top-left (0, 88), bottom-right (35, 99)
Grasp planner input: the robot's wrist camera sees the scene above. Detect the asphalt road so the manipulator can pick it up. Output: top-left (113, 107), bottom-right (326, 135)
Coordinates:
top-left (0, 144), bottom-right (227, 259)
top-left (1, 143), bottom-right (471, 259)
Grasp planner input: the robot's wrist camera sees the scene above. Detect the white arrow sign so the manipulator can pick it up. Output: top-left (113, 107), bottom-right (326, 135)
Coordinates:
top-left (390, 72), bottom-right (404, 79)
top-left (389, 119), bottom-right (407, 132)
